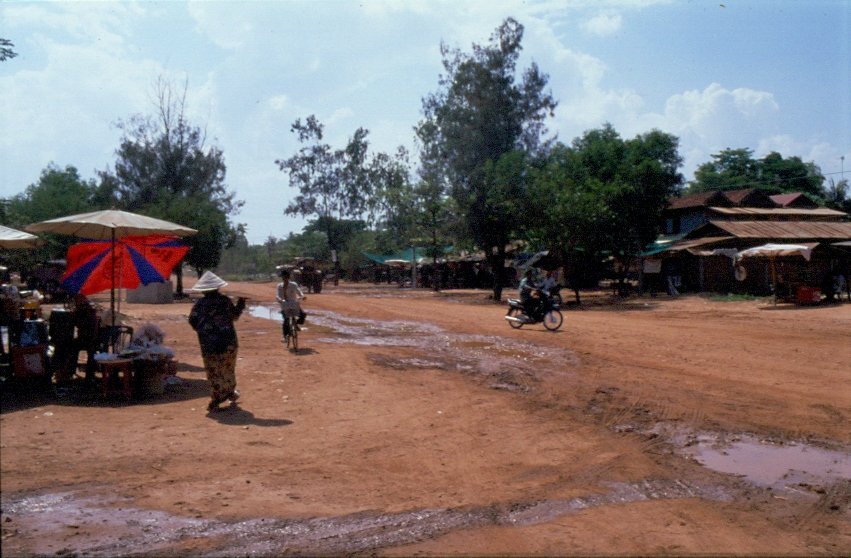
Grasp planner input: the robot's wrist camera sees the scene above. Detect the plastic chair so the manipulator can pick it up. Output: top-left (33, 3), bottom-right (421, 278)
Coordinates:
top-left (98, 325), bottom-right (134, 354)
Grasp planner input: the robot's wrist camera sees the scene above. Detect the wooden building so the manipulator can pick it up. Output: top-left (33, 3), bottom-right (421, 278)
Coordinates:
top-left (645, 190), bottom-right (851, 297)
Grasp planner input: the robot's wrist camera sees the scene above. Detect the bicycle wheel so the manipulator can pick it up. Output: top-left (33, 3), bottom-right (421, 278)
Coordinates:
top-left (283, 317), bottom-right (292, 348)
top-left (543, 309), bottom-right (563, 331)
top-left (506, 307), bottom-right (524, 329)
top-left (291, 317), bottom-right (299, 352)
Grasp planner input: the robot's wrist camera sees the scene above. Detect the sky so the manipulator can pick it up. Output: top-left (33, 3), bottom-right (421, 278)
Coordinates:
top-left (1, 0), bottom-right (849, 245)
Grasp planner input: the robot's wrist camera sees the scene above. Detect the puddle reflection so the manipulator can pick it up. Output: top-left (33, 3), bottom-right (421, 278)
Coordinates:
top-left (683, 435), bottom-right (851, 490)
top-left (248, 306), bottom-right (851, 496)
top-left (249, 306), bottom-right (579, 383)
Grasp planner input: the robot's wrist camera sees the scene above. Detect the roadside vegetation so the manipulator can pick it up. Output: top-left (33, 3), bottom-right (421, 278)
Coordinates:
top-left (2, 22), bottom-right (846, 299)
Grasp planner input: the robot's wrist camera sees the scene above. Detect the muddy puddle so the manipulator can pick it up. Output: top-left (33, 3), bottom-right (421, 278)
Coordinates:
top-left (248, 306), bottom-right (851, 497)
top-left (1, 478), bottom-right (727, 557)
top-left (250, 306), bottom-right (578, 390)
top-left (679, 433), bottom-right (851, 494)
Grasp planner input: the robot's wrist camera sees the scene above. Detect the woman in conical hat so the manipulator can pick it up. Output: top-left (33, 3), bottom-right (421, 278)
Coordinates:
top-left (188, 271), bottom-right (246, 412)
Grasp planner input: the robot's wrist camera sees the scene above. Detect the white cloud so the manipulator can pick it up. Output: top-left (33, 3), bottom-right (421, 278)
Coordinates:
top-left (187, 1), bottom-right (253, 50)
top-left (269, 95), bottom-right (290, 111)
top-left (582, 13), bottom-right (623, 36)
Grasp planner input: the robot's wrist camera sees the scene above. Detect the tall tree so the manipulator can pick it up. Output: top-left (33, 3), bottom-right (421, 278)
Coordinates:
top-left (527, 143), bottom-right (611, 303)
top-left (277, 115), bottom-right (383, 277)
top-left (99, 78), bottom-right (243, 291)
top-left (369, 147), bottom-right (415, 244)
top-left (688, 148), bottom-right (824, 197)
top-left (528, 125), bottom-right (683, 301)
top-left (759, 152), bottom-right (824, 199)
top-left (0, 38), bottom-right (17, 62)
top-left (417, 17), bottom-right (556, 300)
top-left (4, 164), bottom-right (103, 266)
top-left (824, 177), bottom-right (851, 214)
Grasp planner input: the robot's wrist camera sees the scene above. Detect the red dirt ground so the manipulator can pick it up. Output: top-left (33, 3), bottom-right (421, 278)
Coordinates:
top-left (1, 281), bottom-right (849, 556)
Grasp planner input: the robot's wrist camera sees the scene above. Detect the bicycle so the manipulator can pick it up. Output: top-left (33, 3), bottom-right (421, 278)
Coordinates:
top-left (282, 311), bottom-right (299, 352)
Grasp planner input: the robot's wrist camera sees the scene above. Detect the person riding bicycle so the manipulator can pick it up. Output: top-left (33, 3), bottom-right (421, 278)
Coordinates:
top-left (276, 267), bottom-right (307, 340)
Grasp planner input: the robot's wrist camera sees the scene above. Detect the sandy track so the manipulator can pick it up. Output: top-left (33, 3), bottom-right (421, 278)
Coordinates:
top-left (2, 282), bottom-right (849, 555)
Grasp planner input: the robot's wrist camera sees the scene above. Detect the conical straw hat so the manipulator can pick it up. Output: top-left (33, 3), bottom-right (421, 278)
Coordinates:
top-left (191, 271), bottom-right (228, 292)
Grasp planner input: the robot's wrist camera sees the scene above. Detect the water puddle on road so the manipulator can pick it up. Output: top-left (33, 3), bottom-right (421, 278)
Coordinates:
top-left (248, 306), bottom-right (578, 388)
top-left (250, 306), bottom-right (851, 494)
top-left (1, 479), bottom-right (727, 557)
top-left (679, 433), bottom-right (851, 492)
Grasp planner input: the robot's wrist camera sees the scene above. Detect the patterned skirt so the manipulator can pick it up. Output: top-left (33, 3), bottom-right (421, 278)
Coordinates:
top-left (201, 347), bottom-right (237, 402)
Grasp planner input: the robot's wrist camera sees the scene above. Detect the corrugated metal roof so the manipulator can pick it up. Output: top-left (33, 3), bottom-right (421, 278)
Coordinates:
top-left (667, 190), bottom-right (728, 210)
top-left (704, 220), bottom-right (851, 239)
top-left (769, 192), bottom-right (819, 208)
top-left (666, 237), bottom-right (733, 252)
top-left (723, 188), bottom-right (765, 205)
top-left (709, 206), bottom-right (847, 217)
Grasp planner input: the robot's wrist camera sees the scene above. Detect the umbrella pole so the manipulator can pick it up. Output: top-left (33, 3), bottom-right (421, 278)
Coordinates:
top-left (110, 229), bottom-right (116, 352)
top-left (771, 257), bottom-right (777, 307)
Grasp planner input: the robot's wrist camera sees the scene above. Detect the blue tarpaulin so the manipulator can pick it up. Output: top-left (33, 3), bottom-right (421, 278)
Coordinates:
top-left (362, 246), bottom-right (453, 265)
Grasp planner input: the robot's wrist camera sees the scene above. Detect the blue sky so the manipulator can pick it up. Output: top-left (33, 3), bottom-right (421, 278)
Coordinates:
top-left (1, 0), bottom-right (849, 244)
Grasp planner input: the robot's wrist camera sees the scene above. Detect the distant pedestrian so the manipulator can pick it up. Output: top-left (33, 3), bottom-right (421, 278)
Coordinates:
top-left (188, 271), bottom-right (245, 412)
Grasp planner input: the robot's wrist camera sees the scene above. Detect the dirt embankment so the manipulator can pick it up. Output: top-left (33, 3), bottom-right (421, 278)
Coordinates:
top-left (1, 282), bottom-right (849, 556)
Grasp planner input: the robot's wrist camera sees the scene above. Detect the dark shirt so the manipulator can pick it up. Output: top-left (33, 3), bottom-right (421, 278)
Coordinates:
top-left (188, 291), bottom-right (244, 355)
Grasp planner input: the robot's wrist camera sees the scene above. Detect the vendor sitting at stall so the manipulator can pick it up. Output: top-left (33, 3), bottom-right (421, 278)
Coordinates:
top-left (72, 294), bottom-right (101, 381)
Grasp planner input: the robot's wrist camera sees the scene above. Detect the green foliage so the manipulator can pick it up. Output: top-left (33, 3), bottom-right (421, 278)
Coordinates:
top-left (411, 179), bottom-right (461, 263)
top-left (528, 125), bottom-right (683, 287)
top-left (0, 38), bottom-right (17, 62)
top-left (276, 116), bottom-right (372, 233)
top-left (417, 17), bottom-right (556, 299)
top-left (6, 164), bottom-right (100, 226)
top-left (99, 79), bottom-right (244, 276)
top-left (688, 148), bottom-right (825, 197)
top-left (824, 177), bottom-right (851, 214)
top-left (369, 147), bottom-right (416, 242)
top-left (3, 164), bottom-right (105, 267)
top-left (277, 115), bottom-right (415, 262)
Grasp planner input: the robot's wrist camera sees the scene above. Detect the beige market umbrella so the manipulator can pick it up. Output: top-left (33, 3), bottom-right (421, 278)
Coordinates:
top-left (735, 243), bottom-right (814, 306)
top-left (25, 209), bottom-right (196, 240)
top-left (26, 210), bottom-right (197, 343)
top-left (0, 224), bottom-right (43, 249)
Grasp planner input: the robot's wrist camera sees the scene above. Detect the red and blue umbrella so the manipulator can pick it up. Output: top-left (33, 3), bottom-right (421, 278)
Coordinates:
top-left (62, 235), bottom-right (189, 296)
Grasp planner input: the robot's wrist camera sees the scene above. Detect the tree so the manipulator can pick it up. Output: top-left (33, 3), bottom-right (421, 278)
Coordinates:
top-left (759, 152), bottom-right (824, 199)
top-left (527, 143), bottom-right (611, 303)
top-left (688, 148), bottom-right (824, 197)
top-left (825, 177), bottom-right (851, 214)
top-left (2, 164), bottom-right (104, 273)
top-left (0, 38), bottom-right (17, 62)
top-left (99, 78), bottom-right (243, 291)
top-left (368, 147), bottom-right (416, 245)
top-left (417, 18), bottom-right (556, 300)
top-left (528, 125), bottom-right (683, 302)
top-left (277, 115), bottom-right (400, 279)
top-left (609, 129), bottom-right (683, 273)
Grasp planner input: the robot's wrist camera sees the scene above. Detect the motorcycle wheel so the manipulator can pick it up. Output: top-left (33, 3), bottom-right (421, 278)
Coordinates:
top-left (506, 307), bottom-right (524, 329)
top-left (543, 309), bottom-right (563, 331)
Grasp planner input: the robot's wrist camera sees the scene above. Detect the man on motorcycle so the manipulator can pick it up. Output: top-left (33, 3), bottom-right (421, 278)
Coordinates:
top-left (541, 269), bottom-right (557, 295)
top-left (518, 268), bottom-right (540, 321)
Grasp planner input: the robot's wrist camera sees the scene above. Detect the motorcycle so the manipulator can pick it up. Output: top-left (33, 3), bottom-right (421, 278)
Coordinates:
top-left (504, 288), bottom-right (564, 331)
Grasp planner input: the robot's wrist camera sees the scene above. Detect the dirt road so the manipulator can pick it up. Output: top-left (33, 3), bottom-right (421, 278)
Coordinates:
top-left (2, 282), bottom-right (849, 556)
